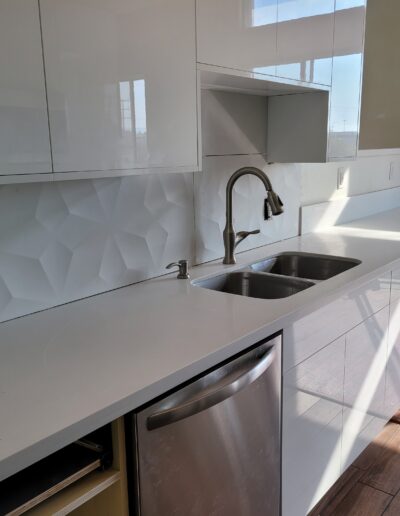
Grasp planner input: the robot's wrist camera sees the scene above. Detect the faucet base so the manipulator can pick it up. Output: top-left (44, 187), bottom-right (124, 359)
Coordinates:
top-left (223, 257), bottom-right (236, 265)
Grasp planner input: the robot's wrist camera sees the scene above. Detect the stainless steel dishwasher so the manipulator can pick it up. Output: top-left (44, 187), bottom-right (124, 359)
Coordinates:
top-left (127, 333), bottom-right (281, 516)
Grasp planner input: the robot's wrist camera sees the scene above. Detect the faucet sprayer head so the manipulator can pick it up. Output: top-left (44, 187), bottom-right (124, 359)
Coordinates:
top-left (267, 191), bottom-right (284, 216)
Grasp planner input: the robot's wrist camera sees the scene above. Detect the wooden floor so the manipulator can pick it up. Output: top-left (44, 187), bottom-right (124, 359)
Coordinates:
top-left (310, 413), bottom-right (400, 515)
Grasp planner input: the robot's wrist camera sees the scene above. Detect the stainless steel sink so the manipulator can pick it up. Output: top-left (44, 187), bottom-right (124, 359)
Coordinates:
top-left (250, 252), bottom-right (361, 281)
top-left (193, 252), bottom-right (361, 300)
top-left (194, 271), bottom-right (314, 300)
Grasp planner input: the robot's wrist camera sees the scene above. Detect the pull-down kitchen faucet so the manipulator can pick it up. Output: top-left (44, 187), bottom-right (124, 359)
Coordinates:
top-left (223, 166), bottom-right (284, 264)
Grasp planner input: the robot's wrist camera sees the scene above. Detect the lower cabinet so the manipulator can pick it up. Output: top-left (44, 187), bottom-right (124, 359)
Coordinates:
top-left (385, 268), bottom-right (400, 418)
top-left (282, 336), bottom-right (345, 516)
top-left (0, 418), bottom-right (129, 516)
top-left (341, 306), bottom-right (390, 471)
top-left (283, 272), bottom-right (391, 372)
top-left (283, 304), bottom-right (391, 516)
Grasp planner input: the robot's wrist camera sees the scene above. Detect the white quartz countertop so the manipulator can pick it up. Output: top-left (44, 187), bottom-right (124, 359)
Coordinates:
top-left (1, 208), bottom-right (400, 481)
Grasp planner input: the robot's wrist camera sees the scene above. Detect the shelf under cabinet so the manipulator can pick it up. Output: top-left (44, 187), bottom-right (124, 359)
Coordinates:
top-left (25, 469), bottom-right (121, 516)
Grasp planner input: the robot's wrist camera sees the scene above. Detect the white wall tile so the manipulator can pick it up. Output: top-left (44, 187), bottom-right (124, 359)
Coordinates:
top-left (194, 155), bottom-right (301, 264)
top-left (0, 173), bottom-right (194, 322)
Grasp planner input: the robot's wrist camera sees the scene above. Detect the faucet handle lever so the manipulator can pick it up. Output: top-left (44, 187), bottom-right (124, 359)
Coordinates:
top-left (166, 259), bottom-right (190, 279)
top-left (236, 230), bottom-right (260, 237)
top-left (235, 229), bottom-right (260, 248)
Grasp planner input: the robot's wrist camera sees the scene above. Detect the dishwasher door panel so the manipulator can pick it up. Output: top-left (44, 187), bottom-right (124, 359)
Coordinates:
top-left (134, 335), bottom-right (281, 516)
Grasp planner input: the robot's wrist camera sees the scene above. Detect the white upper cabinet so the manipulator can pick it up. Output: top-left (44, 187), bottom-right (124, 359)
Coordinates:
top-left (359, 0), bottom-right (400, 151)
top-left (328, 0), bottom-right (366, 159)
top-left (40, 0), bottom-right (198, 174)
top-left (196, 0), bottom-right (278, 76)
top-left (0, 0), bottom-right (52, 176)
top-left (196, 0), bottom-right (336, 86)
top-left (276, 0), bottom-right (335, 85)
top-left (269, 1), bottom-right (367, 161)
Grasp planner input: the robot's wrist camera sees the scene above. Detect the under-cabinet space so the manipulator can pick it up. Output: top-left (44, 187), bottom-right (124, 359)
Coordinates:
top-left (0, 418), bottom-right (128, 516)
top-left (267, 91), bottom-right (329, 163)
top-left (200, 87), bottom-right (330, 163)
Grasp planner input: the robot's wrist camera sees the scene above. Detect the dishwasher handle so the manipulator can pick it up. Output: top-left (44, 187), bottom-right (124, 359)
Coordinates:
top-left (146, 347), bottom-right (276, 431)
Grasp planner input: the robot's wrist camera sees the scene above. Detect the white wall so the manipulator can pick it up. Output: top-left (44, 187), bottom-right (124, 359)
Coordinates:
top-left (301, 153), bottom-right (400, 206)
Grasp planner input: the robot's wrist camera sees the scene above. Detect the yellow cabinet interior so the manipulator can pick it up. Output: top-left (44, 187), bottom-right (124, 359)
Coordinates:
top-left (24, 418), bottom-right (129, 516)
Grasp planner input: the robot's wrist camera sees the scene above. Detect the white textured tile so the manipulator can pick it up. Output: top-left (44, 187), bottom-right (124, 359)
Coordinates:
top-left (194, 155), bottom-right (301, 264)
top-left (0, 173), bottom-right (194, 322)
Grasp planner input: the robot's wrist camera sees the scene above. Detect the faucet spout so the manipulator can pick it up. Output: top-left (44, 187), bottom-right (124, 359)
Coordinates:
top-left (223, 167), bottom-right (283, 265)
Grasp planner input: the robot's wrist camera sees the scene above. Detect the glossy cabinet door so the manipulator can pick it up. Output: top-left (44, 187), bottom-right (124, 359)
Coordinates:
top-left (283, 272), bottom-right (391, 372)
top-left (276, 0), bottom-right (335, 85)
top-left (0, 0), bottom-right (52, 175)
top-left (40, 0), bottom-right (198, 174)
top-left (282, 336), bottom-right (345, 516)
top-left (196, 0), bottom-right (278, 76)
top-left (328, 1), bottom-right (366, 159)
top-left (385, 269), bottom-right (400, 419)
top-left (341, 306), bottom-right (390, 472)
top-left (359, 0), bottom-right (400, 150)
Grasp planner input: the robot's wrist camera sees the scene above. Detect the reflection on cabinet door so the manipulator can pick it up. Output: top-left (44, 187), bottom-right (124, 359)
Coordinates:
top-left (276, 0), bottom-right (335, 85)
top-left (282, 336), bottom-right (345, 516)
top-left (385, 269), bottom-right (400, 419)
top-left (328, 2), bottom-right (366, 159)
top-left (284, 272), bottom-right (391, 372)
top-left (0, 0), bottom-right (52, 176)
top-left (40, 0), bottom-right (198, 174)
top-left (196, 0), bottom-right (278, 76)
top-left (341, 306), bottom-right (390, 472)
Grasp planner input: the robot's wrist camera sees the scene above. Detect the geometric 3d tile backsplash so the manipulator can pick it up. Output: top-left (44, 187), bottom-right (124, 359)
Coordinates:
top-left (0, 160), bottom-right (301, 323)
top-left (0, 173), bottom-right (194, 322)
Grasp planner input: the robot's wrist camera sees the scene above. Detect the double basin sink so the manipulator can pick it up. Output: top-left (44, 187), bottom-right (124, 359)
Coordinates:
top-left (194, 252), bottom-right (361, 300)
